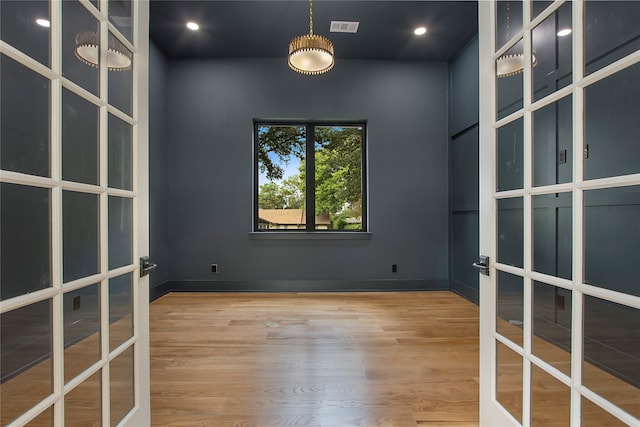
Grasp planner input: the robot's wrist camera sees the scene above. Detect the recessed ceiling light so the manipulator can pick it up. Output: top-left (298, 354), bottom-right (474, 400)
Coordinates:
top-left (557, 28), bottom-right (572, 37)
top-left (414, 27), bottom-right (427, 36)
top-left (186, 22), bottom-right (199, 31)
top-left (36, 18), bottom-right (50, 28)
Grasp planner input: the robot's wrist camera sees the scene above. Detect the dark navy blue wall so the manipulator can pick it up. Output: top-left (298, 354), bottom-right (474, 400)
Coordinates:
top-left (149, 42), bottom-right (170, 292)
top-left (449, 37), bottom-right (479, 304)
top-left (162, 58), bottom-right (450, 290)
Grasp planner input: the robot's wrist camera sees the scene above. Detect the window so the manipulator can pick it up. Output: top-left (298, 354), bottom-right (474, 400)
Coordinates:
top-left (254, 121), bottom-right (367, 232)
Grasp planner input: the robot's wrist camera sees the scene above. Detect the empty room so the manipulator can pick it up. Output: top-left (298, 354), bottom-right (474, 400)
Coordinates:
top-left (1, 1), bottom-right (639, 426)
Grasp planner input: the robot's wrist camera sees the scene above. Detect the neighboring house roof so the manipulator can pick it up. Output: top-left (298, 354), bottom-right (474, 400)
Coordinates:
top-left (258, 209), bottom-right (330, 225)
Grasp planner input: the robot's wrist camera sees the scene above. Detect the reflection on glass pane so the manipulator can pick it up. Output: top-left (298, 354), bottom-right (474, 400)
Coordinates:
top-left (585, 1), bottom-right (640, 76)
top-left (64, 285), bottom-right (100, 383)
top-left (0, 300), bottom-right (52, 426)
top-left (533, 96), bottom-right (572, 187)
top-left (26, 407), bottom-right (53, 427)
top-left (110, 273), bottom-right (133, 351)
top-left (532, 282), bottom-right (571, 375)
top-left (108, 32), bottom-right (133, 116)
top-left (109, 196), bottom-right (133, 269)
top-left (314, 126), bottom-right (363, 231)
top-left (0, 1), bottom-right (50, 66)
top-left (582, 397), bottom-right (627, 427)
top-left (65, 371), bottom-right (101, 427)
top-left (533, 193), bottom-right (572, 280)
top-left (496, 40), bottom-right (524, 120)
top-left (532, 2), bottom-right (572, 102)
top-left (584, 186), bottom-right (640, 297)
top-left (1, 54), bottom-right (50, 177)
top-left (63, 191), bottom-right (100, 283)
top-left (532, 1), bottom-right (554, 19)
top-left (584, 63), bottom-right (640, 180)
top-left (257, 125), bottom-right (306, 230)
top-left (496, 341), bottom-right (523, 423)
top-left (108, 114), bottom-right (133, 190)
top-left (497, 271), bottom-right (524, 346)
top-left (496, 0), bottom-right (523, 50)
top-left (531, 365), bottom-right (570, 426)
top-left (63, 89), bottom-right (99, 185)
top-left (497, 118), bottom-right (523, 191)
top-left (1, 183), bottom-right (51, 301)
top-left (497, 197), bottom-right (523, 268)
top-left (110, 346), bottom-right (134, 427)
top-left (583, 296), bottom-right (640, 418)
top-left (63, 0), bottom-right (99, 95)
top-left (109, 0), bottom-right (132, 42)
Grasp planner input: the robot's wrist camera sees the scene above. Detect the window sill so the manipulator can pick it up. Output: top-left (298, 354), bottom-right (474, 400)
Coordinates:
top-left (249, 232), bottom-right (372, 240)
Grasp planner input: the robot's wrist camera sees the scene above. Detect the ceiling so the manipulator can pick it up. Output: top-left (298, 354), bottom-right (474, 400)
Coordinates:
top-left (149, 1), bottom-right (478, 62)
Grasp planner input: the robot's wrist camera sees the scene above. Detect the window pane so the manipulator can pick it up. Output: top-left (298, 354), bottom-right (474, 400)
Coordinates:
top-left (583, 296), bottom-right (640, 419)
top-left (65, 371), bottom-right (101, 427)
top-left (63, 88), bottom-right (99, 185)
top-left (110, 346), bottom-right (134, 427)
top-left (497, 197), bottom-right (523, 268)
top-left (496, 0), bottom-right (523, 51)
top-left (533, 96), bottom-right (572, 187)
top-left (257, 125), bottom-right (306, 230)
top-left (109, 0), bottom-right (132, 42)
top-left (584, 186), bottom-right (640, 297)
top-left (109, 196), bottom-right (133, 269)
top-left (496, 341), bottom-right (523, 423)
top-left (108, 32), bottom-right (133, 115)
top-left (533, 281), bottom-right (572, 376)
top-left (496, 40), bottom-right (524, 120)
top-left (584, 63), bottom-right (640, 180)
top-left (64, 284), bottom-right (101, 383)
top-left (531, 365), bottom-right (570, 426)
top-left (0, 0), bottom-right (50, 66)
top-left (1, 183), bottom-right (51, 301)
top-left (314, 126), bottom-right (363, 231)
top-left (532, 2), bottom-right (572, 102)
top-left (497, 271), bottom-right (524, 347)
top-left (63, 0), bottom-right (99, 96)
top-left (496, 118), bottom-right (523, 191)
top-left (110, 273), bottom-right (133, 351)
top-left (0, 300), bottom-right (52, 426)
top-left (533, 193), bottom-right (572, 280)
top-left (585, 1), bottom-right (640, 76)
top-left (532, 1), bottom-right (554, 19)
top-left (108, 114), bottom-right (133, 190)
top-left (1, 54), bottom-right (50, 177)
top-left (26, 407), bottom-right (53, 427)
top-left (582, 397), bottom-right (627, 427)
top-left (63, 191), bottom-right (100, 283)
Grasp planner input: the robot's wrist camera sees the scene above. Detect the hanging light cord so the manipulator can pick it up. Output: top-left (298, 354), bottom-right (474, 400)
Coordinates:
top-left (309, 0), bottom-right (314, 35)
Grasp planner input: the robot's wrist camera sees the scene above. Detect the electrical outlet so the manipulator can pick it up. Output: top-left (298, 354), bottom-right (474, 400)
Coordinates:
top-left (211, 264), bottom-right (218, 274)
top-left (555, 294), bottom-right (565, 310)
top-left (392, 264), bottom-right (398, 273)
top-left (73, 296), bottom-right (81, 311)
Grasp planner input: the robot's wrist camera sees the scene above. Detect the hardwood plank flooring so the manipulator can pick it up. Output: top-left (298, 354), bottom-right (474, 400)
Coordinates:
top-left (149, 292), bottom-right (481, 427)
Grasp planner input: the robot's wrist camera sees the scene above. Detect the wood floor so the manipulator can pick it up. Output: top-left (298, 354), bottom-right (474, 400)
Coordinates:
top-left (149, 291), bottom-right (480, 427)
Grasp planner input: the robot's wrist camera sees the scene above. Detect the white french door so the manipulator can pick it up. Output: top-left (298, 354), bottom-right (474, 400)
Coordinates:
top-left (479, 1), bottom-right (640, 426)
top-left (0, 0), bottom-right (150, 426)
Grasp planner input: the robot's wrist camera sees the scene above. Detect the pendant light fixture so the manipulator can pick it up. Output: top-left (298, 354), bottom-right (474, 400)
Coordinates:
top-left (496, 0), bottom-right (535, 78)
top-left (75, 31), bottom-right (132, 71)
top-left (288, 0), bottom-right (334, 75)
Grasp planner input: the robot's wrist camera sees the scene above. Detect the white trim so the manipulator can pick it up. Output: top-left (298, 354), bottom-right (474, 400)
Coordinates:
top-left (578, 386), bottom-right (639, 427)
top-left (578, 283), bottom-right (640, 311)
top-left (494, 262), bottom-right (525, 277)
top-left (108, 105), bottom-right (137, 125)
top-left (528, 271), bottom-right (573, 291)
top-left (0, 171), bottom-right (58, 188)
top-left (4, 394), bottom-right (58, 427)
top-left (0, 287), bottom-right (58, 314)
top-left (0, 40), bottom-right (57, 81)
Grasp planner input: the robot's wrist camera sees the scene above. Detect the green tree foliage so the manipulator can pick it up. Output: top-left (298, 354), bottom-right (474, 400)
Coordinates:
top-left (257, 126), bottom-right (305, 181)
top-left (314, 127), bottom-right (362, 224)
top-left (258, 176), bottom-right (304, 209)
